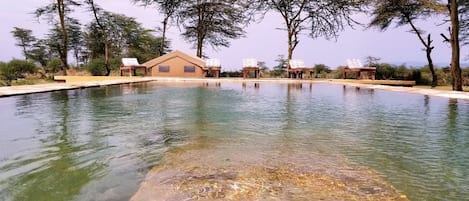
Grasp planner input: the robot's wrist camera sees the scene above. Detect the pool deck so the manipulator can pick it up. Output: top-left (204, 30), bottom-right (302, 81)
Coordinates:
top-left (1, 76), bottom-right (468, 100)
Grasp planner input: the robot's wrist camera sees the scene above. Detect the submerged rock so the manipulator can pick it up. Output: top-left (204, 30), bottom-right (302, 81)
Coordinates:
top-left (131, 137), bottom-right (409, 201)
top-left (131, 161), bottom-right (408, 201)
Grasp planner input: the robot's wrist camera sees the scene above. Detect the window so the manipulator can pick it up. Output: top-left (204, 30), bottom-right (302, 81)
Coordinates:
top-left (184, 66), bottom-right (196, 73)
top-left (159, 65), bottom-right (170, 72)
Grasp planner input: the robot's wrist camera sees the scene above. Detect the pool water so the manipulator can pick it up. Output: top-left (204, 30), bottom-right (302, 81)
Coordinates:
top-left (0, 81), bottom-right (468, 201)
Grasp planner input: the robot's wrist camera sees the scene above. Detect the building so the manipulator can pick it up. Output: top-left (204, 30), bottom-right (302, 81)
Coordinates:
top-left (143, 50), bottom-right (220, 78)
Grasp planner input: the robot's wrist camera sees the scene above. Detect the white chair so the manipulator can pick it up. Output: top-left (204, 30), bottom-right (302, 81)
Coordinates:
top-left (122, 58), bottom-right (143, 66)
top-left (289, 59), bottom-right (306, 69)
top-left (346, 58), bottom-right (363, 68)
top-left (120, 58), bottom-right (147, 76)
top-left (242, 58), bottom-right (258, 67)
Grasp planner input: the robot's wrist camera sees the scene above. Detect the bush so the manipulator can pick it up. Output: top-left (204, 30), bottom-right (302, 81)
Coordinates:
top-left (330, 67), bottom-right (345, 79)
top-left (87, 58), bottom-right (108, 76)
top-left (221, 71), bottom-right (242, 77)
top-left (86, 57), bottom-right (123, 76)
top-left (0, 60), bottom-right (37, 86)
top-left (462, 68), bottom-right (469, 86)
top-left (375, 63), bottom-right (395, 80)
top-left (46, 58), bottom-right (62, 73)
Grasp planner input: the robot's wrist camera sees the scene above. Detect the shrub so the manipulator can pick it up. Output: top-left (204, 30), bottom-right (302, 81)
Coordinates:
top-left (46, 58), bottom-right (62, 73)
top-left (87, 58), bottom-right (108, 76)
top-left (221, 71), bottom-right (242, 77)
top-left (375, 63), bottom-right (395, 80)
top-left (86, 57), bottom-right (123, 76)
top-left (0, 60), bottom-right (37, 86)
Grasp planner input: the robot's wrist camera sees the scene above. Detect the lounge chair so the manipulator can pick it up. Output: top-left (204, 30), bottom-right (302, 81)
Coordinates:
top-left (242, 58), bottom-right (260, 79)
top-left (120, 58), bottom-right (147, 76)
top-left (344, 58), bottom-right (376, 80)
top-left (289, 59), bottom-right (306, 69)
top-left (205, 58), bottom-right (222, 78)
top-left (288, 59), bottom-right (313, 79)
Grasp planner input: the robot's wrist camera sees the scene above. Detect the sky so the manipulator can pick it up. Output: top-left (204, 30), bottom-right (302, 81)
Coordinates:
top-left (0, 0), bottom-right (468, 71)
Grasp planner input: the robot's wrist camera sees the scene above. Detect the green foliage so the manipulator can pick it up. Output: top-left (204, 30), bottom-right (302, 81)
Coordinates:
top-left (0, 62), bottom-right (13, 86)
top-left (0, 60), bottom-right (37, 86)
top-left (84, 11), bottom-right (168, 61)
top-left (375, 63), bottom-right (395, 80)
top-left (87, 58), bottom-right (107, 76)
top-left (221, 71), bottom-right (242, 78)
top-left (46, 59), bottom-right (63, 74)
top-left (11, 27), bottom-right (37, 60)
top-left (29, 40), bottom-right (50, 67)
top-left (258, 61), bottom-right (269, 73)
top-left (178, 1), bottom-right (249, 57)
top-left (271, 55), bottom-right (287, 77)
top-left (314, 64), bottom-right (331, 78)
top-left (125, 32), bottom-right (169, 62)
top-left (86, 57), bottom-right (121, 76)
top-left (463, 68), bottom-right (469, 86)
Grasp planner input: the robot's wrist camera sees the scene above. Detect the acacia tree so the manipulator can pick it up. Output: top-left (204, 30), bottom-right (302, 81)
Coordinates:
top-left (43, 17), bottom-right (82, 69)
top-left (11, 27), bottom-right (37, 61)
top-left (35, 0), bottom-right (81, 75)
top-left (369, 0), bottom-right (442, 87)
top-left (441, 0), bottom-right (463, 91)
top-left (84, 0), bottom-right (113, 75)
top-left (261, 0), bottom-right (366, 69)
top-left (178, 0), bottom-right (251, 58)
top-left (132, 0), bottom-right (182, 57)
top-left (29, 40), bottom-right (50, 67)
top-left (67, 18), bottom-right (83, 67)
top-left (84, 12), bottom-right (166, 63)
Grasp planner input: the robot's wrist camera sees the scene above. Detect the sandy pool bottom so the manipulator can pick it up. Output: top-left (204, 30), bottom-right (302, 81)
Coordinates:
top-left (130, 138), bottom-right (409, 201)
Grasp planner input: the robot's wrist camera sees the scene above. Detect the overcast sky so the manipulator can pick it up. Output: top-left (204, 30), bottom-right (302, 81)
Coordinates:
top-left (0, 0), bottom-right (467, 71)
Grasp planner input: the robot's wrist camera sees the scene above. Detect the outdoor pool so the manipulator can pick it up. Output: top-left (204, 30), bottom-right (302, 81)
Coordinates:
top-left (0, 81), bottom-right (468, 201)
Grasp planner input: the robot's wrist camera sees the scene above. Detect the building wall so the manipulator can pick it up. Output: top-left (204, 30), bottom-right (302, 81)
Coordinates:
top-left (150, 57), bottom-right (205, 78)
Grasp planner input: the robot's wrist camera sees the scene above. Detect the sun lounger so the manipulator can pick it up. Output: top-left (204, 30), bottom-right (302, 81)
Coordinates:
top-left (344, 58), bottom-right (376, 79)
top-left (205, 58), bottom-right (222, 78)
top-left (242, 58), bottom-right (260, 79)
top-left (120, 58), bottom-right (148, 76)
top-left (288, 59), bottom-right (313, 79)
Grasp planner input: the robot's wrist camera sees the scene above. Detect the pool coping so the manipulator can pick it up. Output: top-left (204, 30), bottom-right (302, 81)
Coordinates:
top-left (1, 77), bottom-right (468, 100)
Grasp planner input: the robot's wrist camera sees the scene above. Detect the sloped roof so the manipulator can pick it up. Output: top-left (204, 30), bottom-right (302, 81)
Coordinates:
top-left (143, 50), bottom-right (206, 68)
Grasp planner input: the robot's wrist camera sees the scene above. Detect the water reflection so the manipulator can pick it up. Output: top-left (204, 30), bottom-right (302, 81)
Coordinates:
top-left (447, 99), bottom-right (458, 132)
top-left (2, 91), bottom-right (103, 201)
top-left (242, 82), bottom-right (260, 89)
top-left (342, 85), bottom-right (375, 96)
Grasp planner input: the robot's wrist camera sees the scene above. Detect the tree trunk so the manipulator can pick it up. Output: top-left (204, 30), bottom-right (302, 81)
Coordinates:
top-left (287, 30), bottom-right (293, 70)
top-left (196, 4), bottom-right (204, 58)
top-left (104, 38), bottom-right (111, 76)
top-left (425, 34), bottom-right (437, 88)
top-left (196, 37), bottom-right (203, 58)
top-left (57, 0), bottom-right (68, 75)
top-left (159, 18), bottom-right (168, 57)
top-left (408, 18), bottom-right (438, 88)
top-left (22, 42), bottom-right (29, 61)
top-left (426, 48), bottom-right (437, 88)
top-left (449, 0), bottom-right (462, 91)
top-left (89, 0), bottom-right (110, 76)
